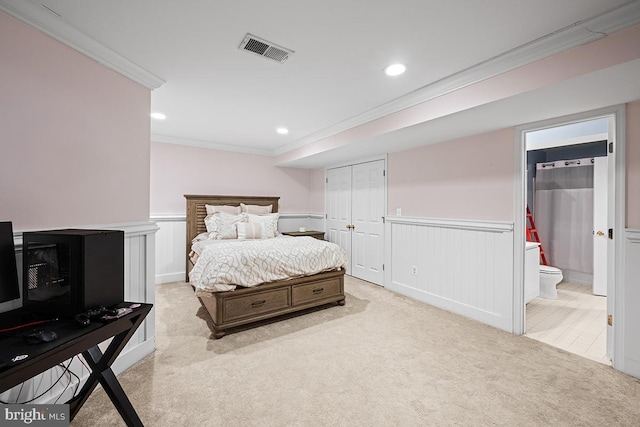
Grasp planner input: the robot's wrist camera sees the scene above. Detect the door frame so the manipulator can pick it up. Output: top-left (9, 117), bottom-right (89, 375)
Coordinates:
top-left (325, 155), bottom-right (388, 286)
top-left (513, 104), bottom-right (626, 367)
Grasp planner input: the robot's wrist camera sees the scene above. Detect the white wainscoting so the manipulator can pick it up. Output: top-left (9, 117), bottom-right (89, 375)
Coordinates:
top-left (0, 221), bottom-right (157, 404)
top-left (385, 216), bottom-right (515, 332)
top-left (621, 228), bottom-right (640, 378)
top-left (154, 215), bottom-right (188, 284)
top-left (153, 213), bottom-right (325, 284)
top-left (278, 213), bottom-right (325, 234)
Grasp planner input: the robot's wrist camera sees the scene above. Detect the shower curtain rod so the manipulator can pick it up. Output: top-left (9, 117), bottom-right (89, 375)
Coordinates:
top-left (538, 157), bottom-right (596, 169)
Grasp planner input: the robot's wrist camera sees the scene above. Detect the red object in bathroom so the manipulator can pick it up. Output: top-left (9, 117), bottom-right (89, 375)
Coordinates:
top-left (526, 205), bottom-right (548, 265)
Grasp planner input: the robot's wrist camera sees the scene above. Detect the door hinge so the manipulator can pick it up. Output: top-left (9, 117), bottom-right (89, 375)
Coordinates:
top-left (609, 142), bottom-right (614, 153)
top-left (382, 216), bottom-right (385, 223)
top-left (608, 314), bottom-right (613, 326)
top-left (383, 170), bottom-right (386, 177)
top-left (608, 228), bottom-right (613, 239)
top-left (326, 178), bottom-right (328, 183)
top-left (325, 213), bottom-right (328, 219)
top-left (382, 264), bottom-right (385, 271)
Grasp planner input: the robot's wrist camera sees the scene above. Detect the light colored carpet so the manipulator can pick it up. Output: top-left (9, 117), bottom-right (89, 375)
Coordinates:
top-left (72, 276), bottom-right (640, 426)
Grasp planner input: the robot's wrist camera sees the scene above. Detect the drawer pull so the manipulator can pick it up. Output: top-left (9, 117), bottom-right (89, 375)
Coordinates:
top-left (312, 288), bottom-right (324, 294)
top-left (251, 300), bottom-right (266, 308)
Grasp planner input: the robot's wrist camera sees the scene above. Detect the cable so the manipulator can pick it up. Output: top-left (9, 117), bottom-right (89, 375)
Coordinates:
top-left (0, 359), bottom-right (72, 404)
top-left (54, 364), bottom-right (71, 404)
top-left (19, 361), bottom-right (69, 404)
top-left (77, 354), bottom-right (90, 372)
top-left (14, 381), bottom-right (25, 404)
top-left (0, 357), bottom-right (85, 405)
top-left (54, 357), bottom-right (82, 403)
top-left (67, 359), bottom-right (81, 398)
top-left (0, 318), bottom-right (58, 334)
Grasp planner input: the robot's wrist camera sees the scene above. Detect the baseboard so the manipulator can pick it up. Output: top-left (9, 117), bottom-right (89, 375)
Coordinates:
top-left (111, 338), bottom-right (155, 376)
top-left (386, 281), bottom-right (510, 332)
top-left (562, 269), bottom-right (593, 287)
top-left (156, 272), bottom-right (185, 284)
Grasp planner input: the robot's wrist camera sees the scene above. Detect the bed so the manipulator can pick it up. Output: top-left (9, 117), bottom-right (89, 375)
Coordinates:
top-left (185, 194), bottom-right (346, 338)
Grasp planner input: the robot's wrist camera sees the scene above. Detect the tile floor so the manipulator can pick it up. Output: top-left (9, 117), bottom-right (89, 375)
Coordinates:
top-left (525, 282), bottom-right (610, 365)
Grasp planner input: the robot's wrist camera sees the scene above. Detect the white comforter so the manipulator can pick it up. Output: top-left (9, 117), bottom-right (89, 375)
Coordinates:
top-left (189, 236), bottom-right (348, 293)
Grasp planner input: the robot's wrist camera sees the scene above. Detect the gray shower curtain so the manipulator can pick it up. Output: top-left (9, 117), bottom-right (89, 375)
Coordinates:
top-left (534, 161), bottom-right (593, 284)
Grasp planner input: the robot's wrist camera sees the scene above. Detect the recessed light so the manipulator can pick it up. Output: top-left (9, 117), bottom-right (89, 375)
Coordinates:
top-left (384, 63), bottom-right (406, 77)
top-left (276, 127), bottom-right (289, 135)
top-left (150, 112), bottom-right (166, 120)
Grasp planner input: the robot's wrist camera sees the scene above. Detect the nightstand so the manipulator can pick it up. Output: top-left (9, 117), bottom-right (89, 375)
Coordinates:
top-left (282, 230), bottom-right (325, 240)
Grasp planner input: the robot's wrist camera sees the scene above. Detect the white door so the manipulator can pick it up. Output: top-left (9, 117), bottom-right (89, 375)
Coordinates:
top-left (351, 160), bottom-right (385, 284)
top-left (326, 160), bottom-right (385, 285)
top-left (326, 166), bottom-right (352, 274)
top-left (592, 156), bottom-right (608, 296)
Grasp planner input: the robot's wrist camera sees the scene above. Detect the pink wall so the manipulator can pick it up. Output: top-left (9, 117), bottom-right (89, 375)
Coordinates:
top-left (150, 142), bottom-right (323, 214)
top-left (387, 102), bottom-right (640, 226)
top-left (627, 100), bottom-right (640, 229)
top-left (308, 168), bottom-right (326, 213)
top-left (388, 128), bottom-right (515, 221)
top-left (0, 12), bottom-right (150, 231)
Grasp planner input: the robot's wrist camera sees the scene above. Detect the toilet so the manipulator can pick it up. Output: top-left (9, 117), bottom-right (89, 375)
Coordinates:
top-left (539, 265), bottom-right (563, 299)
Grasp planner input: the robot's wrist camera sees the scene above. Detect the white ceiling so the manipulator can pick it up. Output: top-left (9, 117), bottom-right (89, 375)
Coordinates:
top-left (2, 0), bottom-right (640, 167)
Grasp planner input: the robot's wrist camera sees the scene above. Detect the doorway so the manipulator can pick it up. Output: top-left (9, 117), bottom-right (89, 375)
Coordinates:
top-left (514, 105), bottom-right (626, 369)
top-left (326, 159), bottom-right (386, 285)
top-left (523, 120), bottom-right (610, 363)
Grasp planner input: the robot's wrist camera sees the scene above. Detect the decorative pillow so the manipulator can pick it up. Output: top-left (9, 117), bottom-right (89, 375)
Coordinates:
top-left (205, 204), bottom-right (241, 215)
top-left (204, 212), bottom-right (247, 239)
top-left (248, 213), bottom-right (279, 238)
top-left (236, 222), bottom-right (266, 240)
top-left (240, 203), bottom-right (272, 215)
top-left (191, 232), bottom-right (212, 244)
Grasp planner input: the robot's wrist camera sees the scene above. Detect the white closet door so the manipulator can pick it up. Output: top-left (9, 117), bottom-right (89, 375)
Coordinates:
top-left (326, 166), bottom-right (352, 275)
top-left (351, 160), bottom-right (385, 285)
top-left (326, 160), bottom-right (385, 285)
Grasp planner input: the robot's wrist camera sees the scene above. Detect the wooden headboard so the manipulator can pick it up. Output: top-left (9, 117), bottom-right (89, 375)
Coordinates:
top-left (183, 195), bottom-right (280, 281)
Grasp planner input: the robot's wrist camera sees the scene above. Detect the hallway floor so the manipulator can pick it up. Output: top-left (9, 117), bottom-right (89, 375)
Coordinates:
top-left (525, 282), bottom-right (610, 365)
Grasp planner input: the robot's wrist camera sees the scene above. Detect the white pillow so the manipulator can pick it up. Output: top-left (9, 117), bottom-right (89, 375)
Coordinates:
top-left (236, 222), bottom-right (266, 240)
top-left (248, 213), bottom-right (279, 238)
top-left (191, 232), bottom-right (213, 244)
top-left (205, 204), bottom-right (241, 215)
top-left (204, 212), bottom-right (247, 239)
top-left (240, 203), bottom-right (272, 215)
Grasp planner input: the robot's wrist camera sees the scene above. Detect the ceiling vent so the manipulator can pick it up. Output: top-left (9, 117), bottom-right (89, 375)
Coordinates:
top-left (238, 33), bottom-right (294, 64)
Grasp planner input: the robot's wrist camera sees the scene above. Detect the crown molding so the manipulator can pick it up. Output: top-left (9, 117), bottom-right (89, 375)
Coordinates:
top-left (151, 134), bottom-right (273, 156)
top-left (274, 1), bottom-right (640, 156)
top-left (0, 0), bottom-right (165, 89)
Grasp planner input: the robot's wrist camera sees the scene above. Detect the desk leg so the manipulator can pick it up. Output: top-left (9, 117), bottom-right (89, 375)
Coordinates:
top-left (68, 309), bottom-right (149, 425)
top-left (89, 347), bottom-right (143, 427)
top-left (70, 346), bottom-right (143, 427)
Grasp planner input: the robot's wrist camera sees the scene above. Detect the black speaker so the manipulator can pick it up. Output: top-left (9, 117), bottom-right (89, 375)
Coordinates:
top-left (22, 229), bottom-right (124, 317)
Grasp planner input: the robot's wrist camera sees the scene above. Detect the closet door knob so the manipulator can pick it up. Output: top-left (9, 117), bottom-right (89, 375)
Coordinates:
top-left (596, 230), bottom-right (605, 236)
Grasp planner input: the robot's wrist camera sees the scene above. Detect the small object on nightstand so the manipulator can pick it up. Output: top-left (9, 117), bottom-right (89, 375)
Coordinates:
top-left (282, 230), bottom-right (325, 240)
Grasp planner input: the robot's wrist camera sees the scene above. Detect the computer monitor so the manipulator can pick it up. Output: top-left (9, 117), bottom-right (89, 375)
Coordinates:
top-left (0, 222), bottom-right (20, 304)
